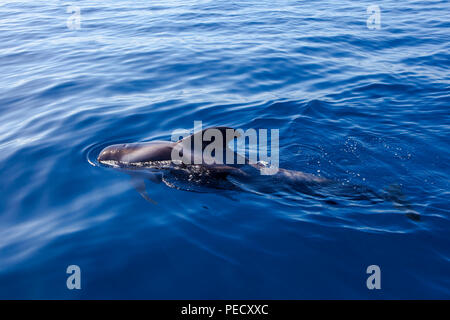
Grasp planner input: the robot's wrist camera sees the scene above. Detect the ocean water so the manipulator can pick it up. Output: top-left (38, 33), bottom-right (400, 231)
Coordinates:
top-left (0, 0), bottom-right (449, 299)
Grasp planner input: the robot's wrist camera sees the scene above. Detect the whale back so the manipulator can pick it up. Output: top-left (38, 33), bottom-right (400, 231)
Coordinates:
top-left (98, 127), bottom-right (246, 166)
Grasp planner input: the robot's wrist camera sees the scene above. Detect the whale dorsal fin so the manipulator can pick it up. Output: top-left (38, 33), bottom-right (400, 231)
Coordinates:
top-left (177, 127), bottom-right (240, 150)
top-left (175, 127), bottom-right (246, 165)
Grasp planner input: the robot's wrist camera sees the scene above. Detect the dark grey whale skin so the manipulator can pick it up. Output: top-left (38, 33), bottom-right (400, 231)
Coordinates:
top-left (97, 126), bottom-right (328, 185)
top-left (98, 141), bottom-right (175, 164)
top-left (97, 127), bottom-right (419, 221)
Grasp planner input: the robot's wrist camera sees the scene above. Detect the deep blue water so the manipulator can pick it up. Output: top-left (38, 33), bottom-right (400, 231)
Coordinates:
top-left (0, 0), bottom-right (449, 299)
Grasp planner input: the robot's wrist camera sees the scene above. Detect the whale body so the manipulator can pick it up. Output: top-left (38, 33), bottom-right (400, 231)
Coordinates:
top-left (97, 127), bottom-right (419, 221)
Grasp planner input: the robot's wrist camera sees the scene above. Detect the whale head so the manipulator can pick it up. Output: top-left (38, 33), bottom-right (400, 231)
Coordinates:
top-left (97, 141), bottom-right (175, 165)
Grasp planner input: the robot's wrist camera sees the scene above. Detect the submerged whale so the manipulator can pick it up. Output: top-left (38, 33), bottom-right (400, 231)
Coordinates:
top-left (97, 127), bottom-right (420, 221)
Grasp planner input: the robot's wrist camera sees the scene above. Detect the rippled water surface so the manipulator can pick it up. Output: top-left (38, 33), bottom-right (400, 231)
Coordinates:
top-left (0, 0), bottom-right (449, 298)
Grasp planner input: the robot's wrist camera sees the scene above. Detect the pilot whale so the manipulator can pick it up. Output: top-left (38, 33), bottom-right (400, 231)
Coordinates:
top-left (97, 127), bottom-right (420, 221)
top-left (98, 126), bottom-right (328, 184)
